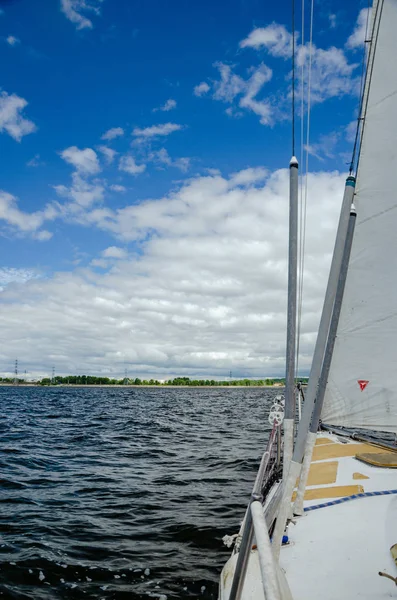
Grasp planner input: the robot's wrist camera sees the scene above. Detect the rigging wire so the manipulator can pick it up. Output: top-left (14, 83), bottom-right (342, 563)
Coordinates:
top-left (295, 0), bottom-right (314, 382)
top-left (354, 0), bottom-right (384, 175)
top-left (349, 0), bottom-right (372, 175)
top-left (296, 0), bottom-right (305, 383)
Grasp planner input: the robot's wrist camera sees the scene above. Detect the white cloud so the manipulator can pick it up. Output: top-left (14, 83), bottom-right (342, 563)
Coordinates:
top-left (109, 184), bottom-right (126, 192)
top-left (212, 63), bottom-right (246, 102)
top-left (27, 154), bottom-right (45, 167)
top-left (239, 65), bottom-right (273, 124)
top-left (153, 99), bottom-right (177, 112)
top-left (240, 23), bottom-right (293, 57)
top-left (212, 62), bottom-right (273, 125)
top-left (132, 122), bottom-right (183, 139)
top-left (296, 45), bottom-right (359, 104)
top-left (194, 82), bottom-right (210, 96)
top-left (0, 190), bottom-right (53, 238)
top-left (229, 167), bottom-right (268, 186)
top-left (60, 0), bottom-right (104, 30)
top-left (0, 167), bottom-right (346, 378)
top-left (90, 258), bottom-right (108, 268)
top-left (197, 21), bottom-right (361, 125)
top-left (0, 91), bottom-right (37, 141)
top-left (60, 146), bottom-right (101, 174)
top-left (329, 14), bottom-right (337, 29)
top-left (119, 155), bottom-right (146, 175)
top-left (54, 172), bottom-right (105, 207)
top-left (33, 230), bottom-right (53, 241)
top-left (305, 132), bottom-right (340, 161)
top-left (97, 145), bottom-right (117, 164)
top-left (0, 268), bottom-right (39, 289)
top-left (6, 35), bottom-right (20, 46)
top-left (101, 126), bottom-right (124, 141)
top-left (346, 8), bottom-right (371, 49)
top-left (148, 148), bottom-right (190, 172)
top-left (102, 246), bottom-right (128, 259)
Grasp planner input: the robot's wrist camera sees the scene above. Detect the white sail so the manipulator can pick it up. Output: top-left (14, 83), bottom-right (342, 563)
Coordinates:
top-left (321, 0), bottom-right (397, 434)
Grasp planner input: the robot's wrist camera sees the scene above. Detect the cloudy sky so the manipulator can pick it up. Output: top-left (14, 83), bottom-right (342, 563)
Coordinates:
top-left (0, 0), bottom-right (368, 379)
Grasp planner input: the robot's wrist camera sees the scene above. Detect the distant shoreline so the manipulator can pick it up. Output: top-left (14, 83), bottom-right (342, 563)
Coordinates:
top-left (0, 383), bottom-right (286, 389)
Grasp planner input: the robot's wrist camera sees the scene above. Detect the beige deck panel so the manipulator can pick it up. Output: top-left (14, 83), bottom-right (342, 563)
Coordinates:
top-left (314, 437), bottom-right (335, 446)
top-left (355, 452), bottom-right (397, 468)
top-left (312, 442), bottom-right (393, 462)
top-left (291, 484), bottom-right (364, 502)
top-left (353, 472), bottom-right (369, 480)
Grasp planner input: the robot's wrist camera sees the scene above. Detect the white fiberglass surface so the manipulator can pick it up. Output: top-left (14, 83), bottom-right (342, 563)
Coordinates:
top-left (280, 493), bottom-right (397, 599)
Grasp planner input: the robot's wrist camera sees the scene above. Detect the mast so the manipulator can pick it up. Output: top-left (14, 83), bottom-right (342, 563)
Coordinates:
top-left (272, 181), bottom-right (356, 555)
top-left (293, 200), bottom-right (357, 515)
top-left (283, 155), bottom-right (298, 479)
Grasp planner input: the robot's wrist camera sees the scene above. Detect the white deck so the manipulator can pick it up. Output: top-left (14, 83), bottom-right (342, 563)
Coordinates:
top-left (219, 432), bottom-right (397, 600)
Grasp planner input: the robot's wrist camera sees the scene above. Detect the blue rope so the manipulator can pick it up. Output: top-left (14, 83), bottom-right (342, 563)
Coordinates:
top-left (304, 489), bottom-right (397, 512)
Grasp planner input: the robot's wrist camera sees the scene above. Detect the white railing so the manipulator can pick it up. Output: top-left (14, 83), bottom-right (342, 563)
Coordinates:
top-left (228, 422), bottom-right (283, 600)
top-left (251, 501), bottom-right (282, 600)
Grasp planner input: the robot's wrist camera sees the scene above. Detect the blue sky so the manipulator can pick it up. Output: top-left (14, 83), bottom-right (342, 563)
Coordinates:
top-left (0, 0), bottom-right (369, 378)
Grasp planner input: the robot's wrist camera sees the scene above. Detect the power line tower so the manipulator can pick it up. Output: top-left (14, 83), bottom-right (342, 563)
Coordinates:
top-left (51, 366), bottom-right (55, 385)
top-left (14, 359), bottom-right (18, 384)
top-left (229, 370), bottom-right (232, 380)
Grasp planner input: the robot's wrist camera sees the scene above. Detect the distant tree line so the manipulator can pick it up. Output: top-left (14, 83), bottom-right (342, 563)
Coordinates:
top-left (0, 376), bottom-right (309, 386)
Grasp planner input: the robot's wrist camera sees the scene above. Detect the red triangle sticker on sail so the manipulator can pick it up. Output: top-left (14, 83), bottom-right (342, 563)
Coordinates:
top-left (358, 380), bottom-right (369, 391)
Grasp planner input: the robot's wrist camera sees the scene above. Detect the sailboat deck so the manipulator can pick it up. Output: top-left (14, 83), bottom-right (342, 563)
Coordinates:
top-left (280, 432), bottom-right (397, 599)
top-left (219, 432), bottom-right (397, 600)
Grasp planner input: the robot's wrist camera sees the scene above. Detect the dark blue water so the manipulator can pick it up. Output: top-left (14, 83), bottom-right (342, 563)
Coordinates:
top-left (0, 387), bottom-right (275, 599)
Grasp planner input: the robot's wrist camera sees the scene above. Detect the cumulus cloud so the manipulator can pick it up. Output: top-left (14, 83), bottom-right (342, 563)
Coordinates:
top-left (153, 99), bottom-right (177, 112)
top-left (240, 23), bottom-right (293, 57)
top-left (101, 126), bottom-right (124, 141)
top-left (90, 258), bottom-right (108, 268)
top-left (132, 122), bottom-right (183, 139)
top-left (346, 8), bottom-right (371, 49)
top-left (54, 172), bottom-right (105, 207)
top-left (27, 154), bottom-right (45, 167)
top-left (0, 267), bottom-right (39, 291)
top-left (109, 184), bottom-right (126, 192)
top-left (60, 0), bottom-right (104, 30)
top-left (196, 19), bottom-right (361, 125)
top-left (0, 190), bottom-right (53, 238)
top-left (148, 148), bottom-right (190, 172)
top-left (296, 45), bottom-right (359, 104)
top-left (229, 167), bottom-right (268, 186)
top-left (212, 62), bottom-right (274, 124)
top-left (329, 14), bottom-right (337, 29)
top-left (0, 167), bottom-right (346, 378)
top-left (60, 146), bottom-right (101, 174)
top-left (6, 35), bottom-right (20, 46)
top-left (0, 91), bottom-right (37, 141)
top-left (119, 155), bottom-right (146, 175)
top-left (305, 132), bottom-right (340, 161)
top-left (194, 82), bottom-right (210, 96)
top-left (97, 145), bottom-right (117, 164)
top-left (102, 246), bottom-right (128, 259)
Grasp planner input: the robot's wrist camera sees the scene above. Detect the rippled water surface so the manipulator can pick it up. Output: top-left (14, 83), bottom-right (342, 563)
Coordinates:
top-left (0, 387), bottom-right (277, 599)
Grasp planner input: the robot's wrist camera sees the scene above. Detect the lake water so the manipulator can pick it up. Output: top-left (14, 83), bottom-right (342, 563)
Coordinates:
top-left (0, 387), bottom-right (276, 599)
